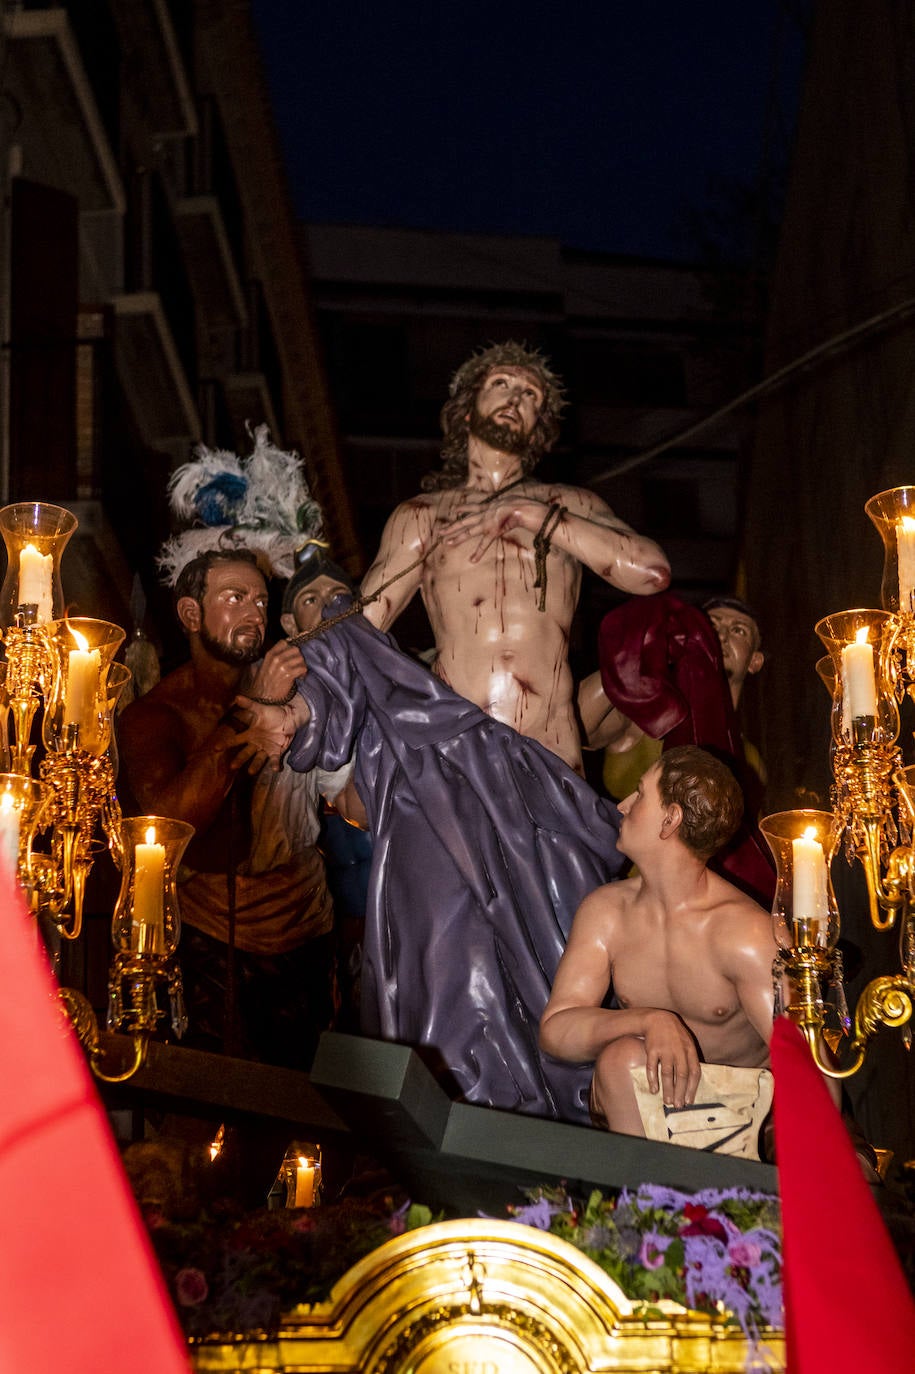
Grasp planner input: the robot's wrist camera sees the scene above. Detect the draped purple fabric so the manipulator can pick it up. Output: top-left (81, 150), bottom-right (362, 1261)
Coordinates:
top-left (287, 606), bottom-right (625, 1125)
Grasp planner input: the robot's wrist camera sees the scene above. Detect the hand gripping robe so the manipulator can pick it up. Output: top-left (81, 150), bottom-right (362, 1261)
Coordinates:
top-left (287, 606), bottom-right (625, 1125)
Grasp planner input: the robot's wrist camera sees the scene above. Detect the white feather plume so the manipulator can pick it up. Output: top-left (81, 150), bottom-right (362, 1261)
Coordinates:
top-left (157, 425), bottom-right (325, 585)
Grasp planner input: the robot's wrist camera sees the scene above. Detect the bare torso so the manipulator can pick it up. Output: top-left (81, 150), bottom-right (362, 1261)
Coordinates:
top-left (424, 482), bottom-right (581, 766)
top-left (362, 462), bottom-right (669, 773)
top-left (604, 875), bottom-right (774, 1068)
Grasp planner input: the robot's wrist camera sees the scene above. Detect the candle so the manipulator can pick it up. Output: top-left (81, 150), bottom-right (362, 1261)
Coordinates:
top-left (18, 543), bottom-right (53, 622)
top-left (133, 825), bottom-right (165, 954)
top-left (294, 1155), bottom-right (316, 1207)
top-left (898, 516), bottom-right (915, 612)
top-left (792, 827), bottom-right (829, 944)
top-left (64, 626), bottom-right (101, 732)
top-left (0, 792), bottom-right (21, 876)
top-left (840, 627), bottom-right (877, 722)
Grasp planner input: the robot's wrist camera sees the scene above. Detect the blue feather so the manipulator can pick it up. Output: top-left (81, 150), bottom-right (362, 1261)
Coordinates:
top-left (196, 473), bottom-right (248, 526)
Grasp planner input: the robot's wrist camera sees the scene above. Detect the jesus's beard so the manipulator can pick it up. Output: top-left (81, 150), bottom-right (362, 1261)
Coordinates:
top-left (468, 406), bottom-right (533, 458)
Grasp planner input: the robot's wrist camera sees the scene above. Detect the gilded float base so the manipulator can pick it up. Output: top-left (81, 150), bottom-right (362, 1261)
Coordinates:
top-left (189, 1219), bottom-right (785, 1374)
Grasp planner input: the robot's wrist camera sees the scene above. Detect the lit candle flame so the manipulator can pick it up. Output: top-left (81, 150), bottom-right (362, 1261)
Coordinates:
top-left (802, 825), bottom-right (818, 842)
top-left (145, 825), bottom-right (157, 845)
top-left (0, 794), bottom-right (15, 816)
top-left (854, 626), bottom-right (870, 646)
top-left (67, 621), bottom-right (90, 653)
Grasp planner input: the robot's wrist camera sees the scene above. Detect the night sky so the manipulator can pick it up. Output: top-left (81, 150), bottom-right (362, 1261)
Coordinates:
top-left (248, 2), bottom-right (807, 261)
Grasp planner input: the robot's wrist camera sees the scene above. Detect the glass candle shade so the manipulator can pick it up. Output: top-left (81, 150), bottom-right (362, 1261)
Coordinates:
top-left (759, 809), bottom-right (840, 952)
top-left (111, 815), bottom-right (194, 959)
top-left (280, 1142), bottom-right (322, 1208)
top-left (815, 608), bottom-right (898, 746)
top-left (105, 662), bottom-right (132, 777)
top-left (0, 772), bottom-right (46, 880)
top-left (0, 503), bottom-right (78, 628)
top-left (106, 661), bottom-right (132, 714)
top-left (865, 486), bottom-right (915, 615)
top-left (41, 618), bottom-right (126, 757)
top-left (815, 655), bottom-right (836, 697)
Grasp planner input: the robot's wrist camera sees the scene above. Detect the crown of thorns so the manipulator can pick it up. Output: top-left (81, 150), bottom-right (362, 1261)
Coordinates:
top-left (447, 341), bottom-right (566, 418)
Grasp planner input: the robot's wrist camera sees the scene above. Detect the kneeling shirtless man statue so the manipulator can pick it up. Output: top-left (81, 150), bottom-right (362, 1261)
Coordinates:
top-left (540, 745), bottom-right (780, 1143)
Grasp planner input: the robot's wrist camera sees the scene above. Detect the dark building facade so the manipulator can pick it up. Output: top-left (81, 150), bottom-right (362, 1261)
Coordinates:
top-left (301, 221), bottom-right (762, 656)
top-left (0, 0), bottom-right (357, 654)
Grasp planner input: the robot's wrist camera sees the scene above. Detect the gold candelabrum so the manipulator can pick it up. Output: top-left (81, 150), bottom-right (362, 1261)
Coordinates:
top-left (62, 814), bottom-right (194, 1081)
top-left (761, 485), bottom-right (915, 1077)
top-left (0, 501), bottom-right (192, 1081)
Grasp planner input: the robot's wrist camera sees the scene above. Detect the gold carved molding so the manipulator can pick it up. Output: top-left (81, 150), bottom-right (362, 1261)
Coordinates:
top-left (189, 1218), bottom-right (785, 1373)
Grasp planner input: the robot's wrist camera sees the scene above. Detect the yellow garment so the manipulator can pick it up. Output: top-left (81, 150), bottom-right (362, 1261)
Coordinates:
top-left (602, 734), bottom-right (662, 802)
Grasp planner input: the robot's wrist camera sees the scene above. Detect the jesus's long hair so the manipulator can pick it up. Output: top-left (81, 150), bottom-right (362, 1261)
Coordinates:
top-left (422, 341), bottom-right (566, 491)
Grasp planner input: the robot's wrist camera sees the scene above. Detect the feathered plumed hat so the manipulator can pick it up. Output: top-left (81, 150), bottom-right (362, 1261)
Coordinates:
top-left (157, 425), bottom-right (324, 585)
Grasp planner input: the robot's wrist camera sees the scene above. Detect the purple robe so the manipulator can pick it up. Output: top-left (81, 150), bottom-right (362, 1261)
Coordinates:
top-left (287, 607), bottom-right (625, 1124)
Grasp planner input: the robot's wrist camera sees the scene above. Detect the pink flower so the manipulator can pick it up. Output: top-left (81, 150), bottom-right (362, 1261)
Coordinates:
top-left (638, 1233), bottom-right (673, 1270)
top-left (728, 1239), bottom-right (762, 1268)
top-left (174, 1267), bottom-right (209, 1307)
top-left (388, 1200), bottom-right (412, 1235)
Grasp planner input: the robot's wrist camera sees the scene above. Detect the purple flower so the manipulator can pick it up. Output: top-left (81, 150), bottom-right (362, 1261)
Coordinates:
top-left (174, 1267), bottom-right (208, 1307)
top-left (388, 1199), bottom-right (412, 1235)
top-left (638, 1233), bottom-right (674, 1270)
top-left (512, 1197), bottom-right (559, 1231)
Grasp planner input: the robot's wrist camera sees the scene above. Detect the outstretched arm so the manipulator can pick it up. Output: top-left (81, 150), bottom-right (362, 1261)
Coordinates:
top-left (440, 485), bottom-right (670, 595)
top-left (360, 498), bottom-right (435, 630)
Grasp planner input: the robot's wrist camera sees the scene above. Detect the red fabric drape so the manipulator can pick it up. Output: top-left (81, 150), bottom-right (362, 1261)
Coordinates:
top-left (771, 1017), bottom-right (915, 1371)
top-left (598, 592), bottom-right (776, 905)
top-left (0, 879), bottom-right (190, 1372)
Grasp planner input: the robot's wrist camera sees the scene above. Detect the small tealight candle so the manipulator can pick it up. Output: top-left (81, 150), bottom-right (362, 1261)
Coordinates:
top-left (0, 792), bottom-right (21, 877)
top-left (133, 825), bottom-right (166, 954)
top-left (18, 543), bottom-right (53, 622)
top-left (792, 827), bottom-right (829, 944)
top-left (294, 1155), bottom-right (316, 1207)
top-left (898, 516), bottom-right (915, 613)
top-left (840, 626), bottom-right (877, 723)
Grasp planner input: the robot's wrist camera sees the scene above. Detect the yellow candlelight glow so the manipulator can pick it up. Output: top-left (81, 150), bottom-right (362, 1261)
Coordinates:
top-left (792, 826), bottom-right (828, 943)
top-left (64, 623), bottom-right (101, 730)
top-left (133, 824), bottom-right (166, 954)
top-left (17, 543), bottom-right (53, 621)
top-left (294, 1155), bottom-right (316, 1207)
top-left (840, 626), bottom-right (877, 721)
top-left (898, 515), bottom-right (915, 612)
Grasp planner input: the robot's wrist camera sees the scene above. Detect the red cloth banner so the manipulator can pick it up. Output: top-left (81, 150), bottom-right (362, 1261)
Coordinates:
top-left (771, 1016), bottom-right (915, 1371)
top-left (0, 878), bottom-right (190, 1372)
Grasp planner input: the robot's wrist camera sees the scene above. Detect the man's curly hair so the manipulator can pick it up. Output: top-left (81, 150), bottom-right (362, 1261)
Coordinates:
top-left (656, 745), bottom-right (744, 859)
top-left (422, 341), bottom-right (566, 491)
